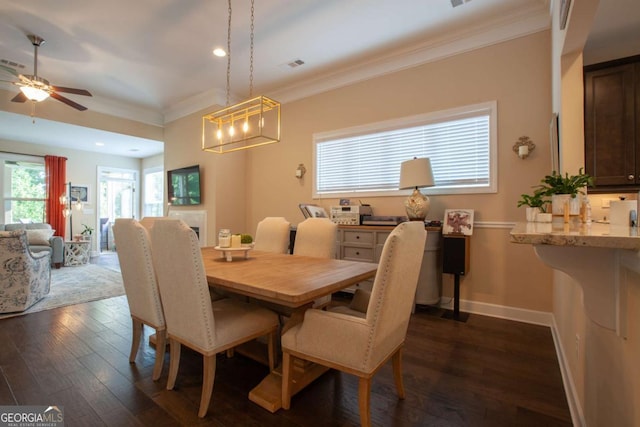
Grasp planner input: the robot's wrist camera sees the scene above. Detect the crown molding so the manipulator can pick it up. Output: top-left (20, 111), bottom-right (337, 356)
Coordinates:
top-left (269, 6), bottom-right (550, 104)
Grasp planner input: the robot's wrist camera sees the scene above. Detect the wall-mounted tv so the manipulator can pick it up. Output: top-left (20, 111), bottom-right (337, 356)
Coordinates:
top-left (167, 165), bottom-right (201, 205)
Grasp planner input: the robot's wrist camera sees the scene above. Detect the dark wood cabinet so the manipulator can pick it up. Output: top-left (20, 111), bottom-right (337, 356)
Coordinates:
top-left (584, 56), bottom-right (640, 192)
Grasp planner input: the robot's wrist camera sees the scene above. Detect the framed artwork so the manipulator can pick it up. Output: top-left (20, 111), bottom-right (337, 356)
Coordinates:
top-left (70, 185), bottom-right (89, 203)
top-left (298, 203), bottom-right (328, 218)
top-left (443, 209), bottom-right (474, 235)
top-left (550, 113), bottom-right (560, 173)
top-left (560, 0), bottom-right (571, 30)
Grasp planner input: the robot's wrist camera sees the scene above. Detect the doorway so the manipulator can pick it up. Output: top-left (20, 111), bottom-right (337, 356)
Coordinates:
top-left (97, 166), bottom-right (138, 252)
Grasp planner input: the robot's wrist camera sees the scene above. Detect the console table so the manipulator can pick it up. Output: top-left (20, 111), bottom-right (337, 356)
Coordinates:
top-left (64, 240), bottom-right (91, 266)
top-left (337, 224), bottom-right (442, 305)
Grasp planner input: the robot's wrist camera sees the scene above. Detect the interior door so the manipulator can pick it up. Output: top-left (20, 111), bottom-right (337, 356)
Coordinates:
top-left (98, 167), bottom-right (138, 251)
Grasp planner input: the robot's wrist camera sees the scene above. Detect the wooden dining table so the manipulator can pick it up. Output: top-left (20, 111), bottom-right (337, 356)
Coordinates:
top-left (201, 246), bottom-right (379, 412)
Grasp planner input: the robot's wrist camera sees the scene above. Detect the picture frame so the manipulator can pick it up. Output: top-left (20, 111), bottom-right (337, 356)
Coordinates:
top-left (550, 113), bottom-right (560, 173)
top-left (298, 203), bottom-right (328, 219)
top-left (443, 209), bottom-right (474, 235)
top-left (560, 0), bottom-right (571, 30)
top-left (70, 185), bottom-right (89, 203)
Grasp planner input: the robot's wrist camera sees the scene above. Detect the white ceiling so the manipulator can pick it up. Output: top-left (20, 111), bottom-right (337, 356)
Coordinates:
top-left (0, 0), bottom-right (637, 158)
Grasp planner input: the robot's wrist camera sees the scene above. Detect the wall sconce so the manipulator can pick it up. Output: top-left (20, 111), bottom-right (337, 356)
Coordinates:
top-left (295, 163), bottom-right (307, 179)
top-left (513, 136), bottom-right (535, 159)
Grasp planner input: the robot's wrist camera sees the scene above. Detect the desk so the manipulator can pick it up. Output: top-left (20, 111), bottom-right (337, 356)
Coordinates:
top-left (201, 247), bottom-right (378, 412)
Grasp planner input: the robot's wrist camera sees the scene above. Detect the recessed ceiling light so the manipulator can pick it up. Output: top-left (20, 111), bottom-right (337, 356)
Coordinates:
top-left (213, 48), bottom-right (227, 57)
top-left (95, 142), bottom-right (104, 146)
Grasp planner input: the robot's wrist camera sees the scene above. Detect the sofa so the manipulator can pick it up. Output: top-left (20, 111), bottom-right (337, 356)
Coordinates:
top-left (0, 223), bottom-right (64, 268)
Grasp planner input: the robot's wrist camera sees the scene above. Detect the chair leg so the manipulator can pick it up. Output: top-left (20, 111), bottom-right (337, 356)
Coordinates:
top-left (152, 329), bottom-right (166, 381)
top-left (358, 377), bottom-right (372, 427)
top-left (198, 354), bottom-right (216, 418)
top-left (167, 339), bottom-right (181, 390)
top-left (392, 347), bottom-right (405, 399)
top-left (281, 352), bottom-right (293, 410)
top-left (129, 318), bottom-right (143, 363)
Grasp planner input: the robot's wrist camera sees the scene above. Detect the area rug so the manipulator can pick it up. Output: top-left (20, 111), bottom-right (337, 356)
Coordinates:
top-left (0, 263), bottom-right (125, 320)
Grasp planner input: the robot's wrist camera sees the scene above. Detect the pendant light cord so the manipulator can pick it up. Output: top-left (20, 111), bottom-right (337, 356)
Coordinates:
top-left (225, 0), bottom-right (232, 107)
top-left (249, 0), bottom-right (254, 98)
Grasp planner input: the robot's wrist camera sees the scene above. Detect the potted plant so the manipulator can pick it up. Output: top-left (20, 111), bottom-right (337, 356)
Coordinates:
top-left (240, 234), bottom-right (253, 247)
top-left (535, 168), bottom-right (593, 215)
top-left (81, 224), bottom-right (94, 242)
top-left (517, 189), bottom-right (548, 221)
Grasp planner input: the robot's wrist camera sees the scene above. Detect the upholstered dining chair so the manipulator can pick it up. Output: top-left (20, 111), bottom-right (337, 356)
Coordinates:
top-left (281, 221), bottom-right (427, 427)
top-left (149, 219), bottom-right (279, 418)
top-left (253, 217), bottom-right (291, 253)
top-left (293, 217), bottom-right (338, 308)
top-left (112, 218), bottom-right (166, 381)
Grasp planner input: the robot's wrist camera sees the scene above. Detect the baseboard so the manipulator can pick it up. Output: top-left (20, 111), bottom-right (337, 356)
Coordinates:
top-left (435, 297), bottom-right (584, 426)
top-left (438, 297), bottom-right (553, 326)
top-left (550, 317), bottom-right (586, 427)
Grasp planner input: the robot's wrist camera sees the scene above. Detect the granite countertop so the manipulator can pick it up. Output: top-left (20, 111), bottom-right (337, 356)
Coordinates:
top-left (510, 219), bottom-right (640, 250)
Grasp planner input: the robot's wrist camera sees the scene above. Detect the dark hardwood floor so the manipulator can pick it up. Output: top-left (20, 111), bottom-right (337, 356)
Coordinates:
top-left (0, 253), bottom-right (572, 426)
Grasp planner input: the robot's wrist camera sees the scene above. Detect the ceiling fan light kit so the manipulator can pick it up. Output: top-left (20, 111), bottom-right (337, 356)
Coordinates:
top-left (202, 0), bottom-right (280, 154)
top-left (1, 34), bottom-right (92, 112)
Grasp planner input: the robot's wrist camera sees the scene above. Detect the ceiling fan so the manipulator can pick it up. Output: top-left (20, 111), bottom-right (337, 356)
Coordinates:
top-left (0, 34), bottom-right (92, 111)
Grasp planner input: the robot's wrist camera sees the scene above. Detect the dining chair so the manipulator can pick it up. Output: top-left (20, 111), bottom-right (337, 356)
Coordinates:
top-left (293, 217), bottom-right (338, 308)
top-left (281, 221), bottom-right (427, 427)
top-left (253, 217), bottom-right (291, 253)
top-left (112, 218), bottom-right (166, 381)
top-left (149, 219), bottom-right (279, 418)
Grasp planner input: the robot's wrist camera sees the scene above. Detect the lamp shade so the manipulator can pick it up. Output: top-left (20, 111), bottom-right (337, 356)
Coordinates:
top-left (399, 158), bottom-right (435, 189)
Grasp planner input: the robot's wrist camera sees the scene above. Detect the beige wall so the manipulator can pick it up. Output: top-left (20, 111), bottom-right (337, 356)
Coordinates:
top-left (163, 108), bottom-right (247, 244)
top-left (243, 30), bottom-right (554, 313)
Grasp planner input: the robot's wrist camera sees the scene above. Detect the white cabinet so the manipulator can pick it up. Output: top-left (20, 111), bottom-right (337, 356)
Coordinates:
top-left (337, 225), bottom-right (442, 305)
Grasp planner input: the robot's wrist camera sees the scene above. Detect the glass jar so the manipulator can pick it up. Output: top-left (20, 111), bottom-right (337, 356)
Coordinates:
top-left (218, 229), bottom-right (231, 248)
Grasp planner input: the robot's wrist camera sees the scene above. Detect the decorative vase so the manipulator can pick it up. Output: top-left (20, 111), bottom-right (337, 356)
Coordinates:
top-left (551, 194), bottom-right (581, 216)
top-left (525, 207), bottom-right (538, 222)
top-left (536, 213), bottom-right (553, 223)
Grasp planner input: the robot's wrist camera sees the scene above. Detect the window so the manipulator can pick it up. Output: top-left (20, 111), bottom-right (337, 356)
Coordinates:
top-left (1, 155), bottom-right (46, 223)
top-left (313, 101), bottom-right (497, 198)
top-left (143, 166), bottom-right (164, 216)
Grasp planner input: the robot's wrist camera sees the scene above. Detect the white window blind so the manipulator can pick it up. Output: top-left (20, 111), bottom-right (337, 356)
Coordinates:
top-left (313, 101), bottom-right (497, 197)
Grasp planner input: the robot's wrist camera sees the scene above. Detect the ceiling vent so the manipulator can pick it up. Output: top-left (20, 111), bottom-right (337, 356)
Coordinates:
top-left (1, 59), bottom-right (25, 69)
top-left (286, 59), bottom-right (305, 68)
top-left (451, 0), bottom-right (471, 7)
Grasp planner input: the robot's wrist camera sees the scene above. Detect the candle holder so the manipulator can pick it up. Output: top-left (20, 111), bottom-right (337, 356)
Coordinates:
top-left (513, 136), bottom-right (535, 159)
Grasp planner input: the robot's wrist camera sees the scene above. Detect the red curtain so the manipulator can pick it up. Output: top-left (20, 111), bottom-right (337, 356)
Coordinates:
top-left (45, 155), bottom-right (67, 238)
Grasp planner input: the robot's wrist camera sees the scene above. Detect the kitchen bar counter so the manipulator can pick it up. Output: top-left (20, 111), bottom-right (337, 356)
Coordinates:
top-left (510, 219), bottom-right (640, 336)
top-left (510, 220), bottom-right (640, 250)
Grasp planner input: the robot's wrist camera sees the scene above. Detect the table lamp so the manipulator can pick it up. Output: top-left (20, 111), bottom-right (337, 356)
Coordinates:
top-left (399, 157), bottom-right (435, 221)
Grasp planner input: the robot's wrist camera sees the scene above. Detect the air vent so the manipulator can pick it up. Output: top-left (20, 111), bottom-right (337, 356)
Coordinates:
top-left (287, 59), bottom-right (305, 68)
top-left (0, 59), bottom-right (25, 69)
top-left (450, 0), bottom-right (471, 7)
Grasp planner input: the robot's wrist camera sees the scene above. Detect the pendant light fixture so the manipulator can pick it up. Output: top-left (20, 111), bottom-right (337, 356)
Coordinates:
top-left (202, 0), bottom-right (281, 154)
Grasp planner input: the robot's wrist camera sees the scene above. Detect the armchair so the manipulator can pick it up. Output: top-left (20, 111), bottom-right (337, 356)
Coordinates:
top-left (0, 230), bottom-right (51, 313)
top-left (281, 221), bottom-right (427, 427)
top-left (0, 223), bottom-right (63, 267)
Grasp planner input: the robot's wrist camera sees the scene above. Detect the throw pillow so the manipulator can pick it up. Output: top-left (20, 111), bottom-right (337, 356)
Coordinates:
top-left (26, 229), bottom-right (54, 246)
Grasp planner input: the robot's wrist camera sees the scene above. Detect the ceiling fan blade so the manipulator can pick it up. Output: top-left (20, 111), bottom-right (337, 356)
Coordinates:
top-left (50, 92), bottom-right (88, 111)
top-left (51, 86), bottom-right (92, 97)
top-left (0, 64), bottom-right (19, 77)
top-left (11, 92), bottom-right (28, 103)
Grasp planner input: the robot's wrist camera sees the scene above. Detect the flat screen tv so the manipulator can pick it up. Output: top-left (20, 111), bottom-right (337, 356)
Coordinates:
top-left (167, 165), bottom-right (201, 205)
